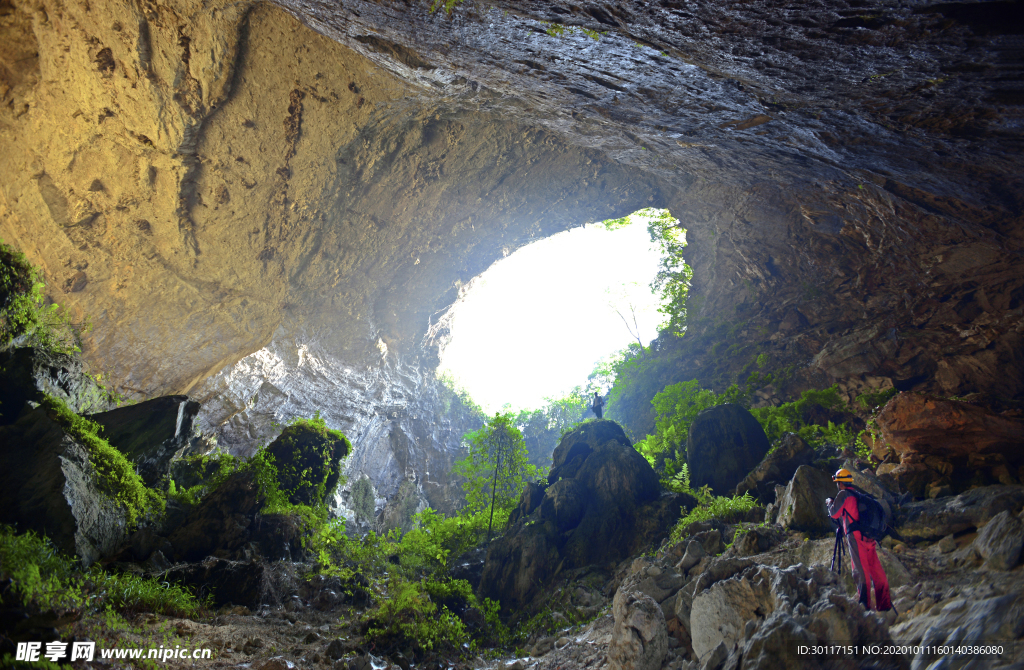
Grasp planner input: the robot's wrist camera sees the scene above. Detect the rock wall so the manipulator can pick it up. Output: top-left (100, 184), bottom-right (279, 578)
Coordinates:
top-left (1, 0), bottom-right (1022, 505)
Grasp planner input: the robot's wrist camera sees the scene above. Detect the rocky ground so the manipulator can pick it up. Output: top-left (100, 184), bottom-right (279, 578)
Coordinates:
top-left (55, 494), bottom-right (1024, 670)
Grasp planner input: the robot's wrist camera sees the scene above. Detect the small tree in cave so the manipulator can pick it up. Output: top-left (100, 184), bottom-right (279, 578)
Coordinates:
top-left (455, 412), bottom-right (536, 540)
top-left (350, 476), bottom-right (376, 525)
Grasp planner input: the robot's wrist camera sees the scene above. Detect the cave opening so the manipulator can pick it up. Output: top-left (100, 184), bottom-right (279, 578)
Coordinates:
top-left (437, 209), bottom-right (673, 413)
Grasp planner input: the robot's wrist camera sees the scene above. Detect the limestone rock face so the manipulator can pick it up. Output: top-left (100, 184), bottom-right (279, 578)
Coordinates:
top-left (894, 485), bottom-right (1024, 542)
top-left (687, 404), bottom-right (770, 497)
top-left (875, 393), bottom-right (1024, 496)
top-left (776, 465), bottom-right (836, 534)
top-left (608, 589), bottom-right (667, 670)
top-left (89, 395), bottom-right (201, 486)
top-left (0, 407), bottom-right (127, 565)
top-left (733, 432), bottom-right (814, 502)
top-left (0, 347), bottom-right (113, 424)
top-left (1, 0), bottom-right (1023, 508)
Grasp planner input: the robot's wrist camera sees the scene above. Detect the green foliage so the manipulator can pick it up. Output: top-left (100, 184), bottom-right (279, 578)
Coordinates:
top-left (669, 492), bottom-right (757, 543)
top-left (90, 570), bottom-right (207, 618)
top-left (0, 525), bottom-right (207, 620)
top-left (0, 240), bottom-right (87, 355)
top-left (855, 387), bottom-right (897, 410)
top-left (436, 371), bottom-right (486, 422)
top-left (39, 394), bottom-right (164, 526)
top-left (455, 413), bottom-right (537, 536)
top-left (167, 451), bottom-right (240, 506)
top-left (364, 579), bottom-right (469, 653)
top-left (267, 411), bottom-right (351, 507)
top-left (749, 385), bottom-right (854, 448)
top-left (634, 379), bottom-right (723, 474)
top-left (514, 387), bottom-right (590, 469)
top-left (0, 525), bottom-right (80, 611)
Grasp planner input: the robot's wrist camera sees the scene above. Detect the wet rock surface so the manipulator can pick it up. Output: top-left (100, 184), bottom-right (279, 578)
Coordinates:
top-left (89, 395), bottom-right (202, 486)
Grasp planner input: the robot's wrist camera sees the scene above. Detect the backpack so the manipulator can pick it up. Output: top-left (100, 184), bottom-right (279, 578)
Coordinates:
top-left (845, 488), bottom-right (889, 541)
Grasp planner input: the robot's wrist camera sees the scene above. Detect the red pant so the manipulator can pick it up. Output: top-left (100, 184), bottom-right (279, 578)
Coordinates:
top-left (848, 532), bottom-right (892, 611)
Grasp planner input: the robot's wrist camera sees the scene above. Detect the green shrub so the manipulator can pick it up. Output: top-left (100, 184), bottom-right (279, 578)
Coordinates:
top-left (39, 394), bottom-right (164, 526)
top-left (364, 579), bottom-right (469, 654)
top-left (0, 525), bottom-right (206, 620)
top-left (0, 240), bottom-right (86, 355)
top-left (855, 387), bottom-right (897, 410)
top-left (669, 492), bottom-right (757, 543)
top-left (0, 525), bottom-right (80, 611)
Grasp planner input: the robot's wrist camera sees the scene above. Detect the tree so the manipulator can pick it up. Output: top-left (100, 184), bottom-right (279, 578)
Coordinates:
top-left (455, 413), bottom-right (536, 540)
top-left (350, 476), bottom-right (376, 525)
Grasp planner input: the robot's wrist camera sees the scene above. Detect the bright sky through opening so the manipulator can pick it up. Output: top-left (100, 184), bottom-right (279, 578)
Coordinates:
top-left (438, 217), bottom-right (665, 414)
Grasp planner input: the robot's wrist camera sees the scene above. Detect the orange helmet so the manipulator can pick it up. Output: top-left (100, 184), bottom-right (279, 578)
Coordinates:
top-left (833, 468), bottom-right (854, 483)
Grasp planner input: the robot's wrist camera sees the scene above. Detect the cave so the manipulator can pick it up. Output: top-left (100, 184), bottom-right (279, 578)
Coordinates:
top-left (1, 0), bottom-right (1023, 662)
top-left (3, 0), bottom-right (1020, 510)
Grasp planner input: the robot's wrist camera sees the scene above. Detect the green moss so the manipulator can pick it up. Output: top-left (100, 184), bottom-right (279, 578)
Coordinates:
top-left (39, 394), bottom-right (164, 526)
top-left (265, 411), bottom-right (351, 507)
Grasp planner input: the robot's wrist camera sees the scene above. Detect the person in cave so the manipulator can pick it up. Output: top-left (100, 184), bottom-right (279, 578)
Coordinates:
top-left (826, 468), bottom-right (893, 614)
top-left (591, 392), bottom-right (604, 419)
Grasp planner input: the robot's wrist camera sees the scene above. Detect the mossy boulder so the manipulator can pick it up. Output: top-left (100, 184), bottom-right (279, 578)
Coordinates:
top-left (264, 415), bottom-right (351, 507)
top-left (687, 404), bottom-right (770, 496)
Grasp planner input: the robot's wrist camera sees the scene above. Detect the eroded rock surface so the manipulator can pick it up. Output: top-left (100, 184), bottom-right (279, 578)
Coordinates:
top-left (1, 0), bottom-right (1022, 494)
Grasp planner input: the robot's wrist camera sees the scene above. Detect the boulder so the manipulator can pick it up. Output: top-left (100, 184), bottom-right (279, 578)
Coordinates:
top-left (167, 472), bottom-right (264, 562)
top-left (893, 485), bottom-right (1024, 542)
top-left (970, 510), bottom-right (1024, 570)
top-left (731, 526), bottom-right (785, 557)
top-left (875, 393), bottom-right (1024, 496)
top-left (608, 589), bottom-right (667, 670)
top-left (891, 593), bottom-right (1024, 669)
top-left (480, 420), bottom-right (691, 612)
top-left (89, 395), bottom-right (201, 486)
top-left (0, 406), bottom-right (127, 565)
top-left (687, 404), bottom-right (771, 497)
top-left (776, 466), bottom-right (836, 534)
top-left (689, 562), bottom-right (902, 670)
top-left (0, 347), bottom-right (112, 425)
top-left (264, 418), bottom-right (352, 506)
top-left (733, 432), bottom-right (814, 502)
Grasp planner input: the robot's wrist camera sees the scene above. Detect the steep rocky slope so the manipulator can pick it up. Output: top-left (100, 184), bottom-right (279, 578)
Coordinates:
top-left (1, 0), bottom-right (1022, 500)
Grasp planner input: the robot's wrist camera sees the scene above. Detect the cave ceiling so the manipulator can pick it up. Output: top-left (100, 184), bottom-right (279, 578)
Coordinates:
top-left (1, 0), bottom-right (1022, 481)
